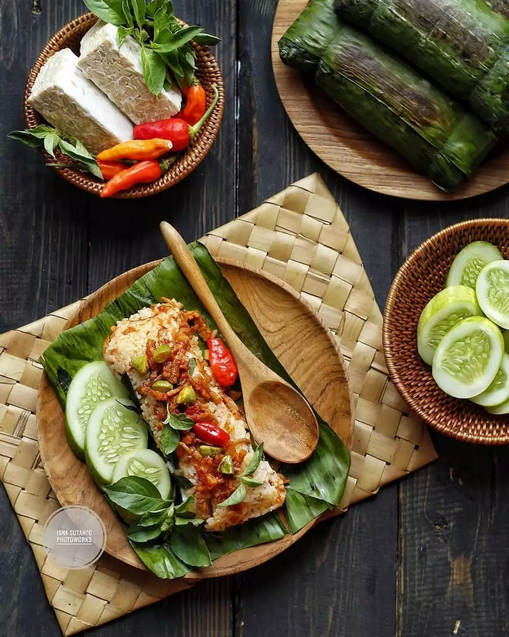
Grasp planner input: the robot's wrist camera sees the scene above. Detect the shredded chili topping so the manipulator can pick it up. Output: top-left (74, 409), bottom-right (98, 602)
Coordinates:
top-left (177, 433), bottom-right (247, 516)
top-left (134, 303), bottom-right (245, 517)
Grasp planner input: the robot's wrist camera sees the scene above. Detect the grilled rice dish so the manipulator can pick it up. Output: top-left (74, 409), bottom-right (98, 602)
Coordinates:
top-left (103, 299), bottom-right (286, 531)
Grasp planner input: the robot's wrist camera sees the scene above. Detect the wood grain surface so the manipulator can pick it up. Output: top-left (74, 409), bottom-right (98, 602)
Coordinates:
top-left (3, 1), bottom-right (509, 636)
top-left (37, 258), bottom-right (353, 576)
top-left (271, 0), bottom-right (509, 202)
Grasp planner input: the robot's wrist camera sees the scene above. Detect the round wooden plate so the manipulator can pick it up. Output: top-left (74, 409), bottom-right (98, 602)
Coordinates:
top-left (271, 0), bottom-right (509, 201)
top-left (37, 258), bottom-right (353, 578)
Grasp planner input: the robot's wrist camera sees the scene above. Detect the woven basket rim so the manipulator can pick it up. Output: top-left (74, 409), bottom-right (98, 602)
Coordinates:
top-left (23, 12), bottom-right (224, 198)
top-left (383, 218), bottom-right (509, 445)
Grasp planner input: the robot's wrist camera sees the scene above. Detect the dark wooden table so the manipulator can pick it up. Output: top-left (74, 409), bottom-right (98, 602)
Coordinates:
top-left (1, 2), bottom-right (509, 636)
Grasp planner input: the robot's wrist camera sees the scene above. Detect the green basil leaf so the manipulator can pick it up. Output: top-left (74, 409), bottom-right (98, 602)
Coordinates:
top-left (121, 0), bottom-right (134, 27)
top-left (243, 443), bottom-right (264, 477)
top-left (138, 510), bottom-right (168, 527)
top-left (151, 26), bottom-right (204, 53)
top-left (175, 516), bottom-right (203, 526)
top-left (156, 27), bottom-right (173, 45)
top-left (74, 139), bottom-right (94, 159)
top-left (240, 476), bottom-right (264, 488)
top-left (193, 33), bottom-right (221, 46)
top-left (141, 46), bottom-right (166, 95)
top-left (170, 526), bottom-right (211, 568)
top-left (163, 75), bottom-right (172, 92)
top-left (146, 0), bottom-right (164, 16)
top-left (161, 421), bottom-right (180, 454)
top-left (183, 61), bottom-right (195, 86)
top-left (83, 0), bottom-right (125, 25)
top-left (188, 358), bottom-right (196, 376)
top-left (163, 50), bottom-right (184, 85)
top-left (127, 523), bottom-right (163, 542)
top-left (58, 140), bottom-right (103, 179)
top-left (43, 132), bottom-right (60, 158)
top-left (130, 0), bottom-right (145, 28)
top-left (103, 476), bottom-right (169, 514)
top-left (218, 482), bottom-right (246, 507)
top-left (117, 25), bottom-right (133, 47)
top-left (184, 51), bottom-right (196, 69)
top-left (130, 542), bottom-right (190, 579)
top-left (175, 496), bottom-right (195, 518)
top-left (153, 6), bottom-right (169, 41)
top-left (8, 126), bottom-right (54, 148)
top-left (167, 411), bottom-right (194, 431)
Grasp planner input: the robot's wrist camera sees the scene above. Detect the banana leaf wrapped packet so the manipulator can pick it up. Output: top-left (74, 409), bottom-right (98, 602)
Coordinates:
top-left (334, 0), bottom-right (509, 131)
top-left (278, 0), bottom-right (497, 191)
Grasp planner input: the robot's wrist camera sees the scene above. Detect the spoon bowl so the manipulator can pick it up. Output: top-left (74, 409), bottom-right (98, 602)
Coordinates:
top-left (160, 222), bottom-right (320, 463)
top-left (248, 381), bottom-right (319, 463)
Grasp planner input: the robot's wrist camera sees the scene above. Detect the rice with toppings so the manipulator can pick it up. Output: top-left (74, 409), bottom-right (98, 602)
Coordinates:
top-left (103, 299), bottom-right (286, 531)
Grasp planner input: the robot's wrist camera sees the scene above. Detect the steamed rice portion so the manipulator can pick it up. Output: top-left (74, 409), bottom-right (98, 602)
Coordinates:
top-left (103, 299), bottom-right (286, 531)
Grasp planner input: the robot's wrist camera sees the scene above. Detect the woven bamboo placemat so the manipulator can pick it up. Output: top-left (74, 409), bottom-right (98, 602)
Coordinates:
top-left (0, 174), bottom-right (437, 635)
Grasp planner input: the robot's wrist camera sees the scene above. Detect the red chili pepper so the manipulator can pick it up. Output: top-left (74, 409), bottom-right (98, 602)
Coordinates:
top-left (134, 85), bottom-right (219, 151)
top-left (98, 160), bottom-right (127, 180)
top-left (207, 338), bottom-right (238, 387)
top-left (180, 83), bottom-right (207, 126)
top-left (100, 159), bottom-right (171, 198)
top-left (193, 421), bottom-right (230, 448)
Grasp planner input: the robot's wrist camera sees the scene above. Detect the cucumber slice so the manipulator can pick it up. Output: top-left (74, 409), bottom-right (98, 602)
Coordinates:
top-left (417, 286), bottom-right (482, 365)
top-left (476, 260), bottom-right (509, 329)
top-left (85, 398), bottom-right (148, 485)
top-left (486, 396), bottom-right (509, 415)
top-left (446, 241), bottom-right (503, 289)
top-left (65, 361), bottom-right (129, 458)
top-left (471, 353), bottom-right (509, 408)
top-left (432, 317), bottom-right (504, 399)
top-left (112, 449), bottom-right (172, 500)
top-left (504, 331), bottom-right (509, 354)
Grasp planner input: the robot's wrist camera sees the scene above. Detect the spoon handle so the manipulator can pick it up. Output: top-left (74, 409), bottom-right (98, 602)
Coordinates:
top-left (160, 222), bottom-right (241, 347)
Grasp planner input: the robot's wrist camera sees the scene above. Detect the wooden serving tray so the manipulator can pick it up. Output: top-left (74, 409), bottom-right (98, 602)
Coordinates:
top-left (37, 258), bottom-right (354, 576)
top-left (271, 0), bottom-right (509, 201)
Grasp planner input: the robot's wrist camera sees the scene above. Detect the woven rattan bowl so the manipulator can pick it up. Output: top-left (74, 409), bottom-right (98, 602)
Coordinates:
top-left (23, 13), bottom-right (224, 198)
top-left (384, 219), bottom-right (509, 445)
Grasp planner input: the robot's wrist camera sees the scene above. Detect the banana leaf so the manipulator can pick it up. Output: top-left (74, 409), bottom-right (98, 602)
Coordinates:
top-left (335, 0), bottom-right (509, 130)
top-left (41, 242), bottom-right (350, 578)
top-left (314, 24), bottom-right (497, 191)
top-left (278, 0), bottom-right (341, 72)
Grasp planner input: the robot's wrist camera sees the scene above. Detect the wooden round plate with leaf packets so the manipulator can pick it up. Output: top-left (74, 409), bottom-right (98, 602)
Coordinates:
top-left (271, 0), bottom-right (509, 201)
top-left (37, 258), bottom-right (353, 578)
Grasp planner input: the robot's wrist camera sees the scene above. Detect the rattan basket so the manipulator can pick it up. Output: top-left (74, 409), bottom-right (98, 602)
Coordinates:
top-left (23, 13), bottom-right (224, 198)
top-left (383, 219), bottom-right (509, 445)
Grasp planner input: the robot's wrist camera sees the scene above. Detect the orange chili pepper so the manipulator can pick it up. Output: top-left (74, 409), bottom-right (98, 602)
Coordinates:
top-left (101, 159), bottom-right (170, 198)
top-left (180, 83), bottom-right (207, 126)
top-left (97, 139), bottom-right (173, 162)
top-left (98, 160), bottom-right (127, 180)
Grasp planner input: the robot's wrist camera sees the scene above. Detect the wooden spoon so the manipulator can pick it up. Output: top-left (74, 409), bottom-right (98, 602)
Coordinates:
top-left (160, 222), bottom-right (319, 463)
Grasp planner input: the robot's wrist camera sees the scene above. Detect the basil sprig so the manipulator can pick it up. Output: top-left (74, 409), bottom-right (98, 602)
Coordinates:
top-left (84, 0), bottom-right (220, 95)
top-left (8, 125), bottom-right (103, 179)
top-left (218, 443), bottom-right (265, 508)
top-left (104, 476), bottom-right (211, 567)
top-left (161, 405), bottom-right (194, 454)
